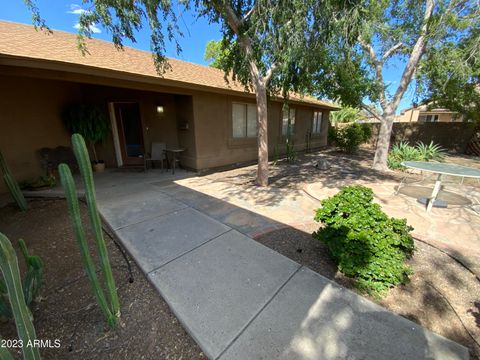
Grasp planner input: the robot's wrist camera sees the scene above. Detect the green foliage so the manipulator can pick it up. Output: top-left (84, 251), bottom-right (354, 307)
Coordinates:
top-left (0, 232), bottom-right (41, 360)
top-left (313, 186), bottom-right (415, 295)
top-left (330, 106), bottom-right (366, 124)
top-left (285, 138), bottom-right (297, 164)
top-left (20, 175), bottom-right (56, 191)
top-left (416, 25), bottom-right (480, 123)
top-left (329, 123), bottom-right (372, 154)
top-left (59, 134), bottom-right (119, 328)
top-left (0, 150), bottom-right (28, 211)
top-left (387, 141), bottom-right (446, 170)
top-left (204, 39), bottom-right (231, 69)
top-left (62, 104), bottom-right (109, 162)
top-left (0, 239), bottom-right (43, 320)
top-left (18, 240), bottom-right (43, 308)
top-left (415, 141), bottom-right (446, 162)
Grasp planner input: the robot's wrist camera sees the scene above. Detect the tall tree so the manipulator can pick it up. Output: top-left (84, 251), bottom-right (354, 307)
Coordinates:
top-left (416, 27), bottom-right (480, 123)
top-left (310, 0), bottom-right (480, 170)
top-left (194, 0), bottom-right (356, 186)
top-left (26, 0), bottom-right (357, 186)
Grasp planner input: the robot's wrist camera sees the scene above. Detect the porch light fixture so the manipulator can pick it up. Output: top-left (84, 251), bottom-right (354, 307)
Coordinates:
top-left (156, 105), bottom-right (164, 114)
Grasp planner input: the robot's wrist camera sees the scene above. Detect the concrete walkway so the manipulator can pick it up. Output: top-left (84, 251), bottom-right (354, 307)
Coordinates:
top-left (87, 171), bottom-right (469, 360)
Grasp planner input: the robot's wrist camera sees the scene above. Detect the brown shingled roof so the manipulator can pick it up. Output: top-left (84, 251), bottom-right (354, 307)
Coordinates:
top-left (0, 20), bottom-right (337, 109)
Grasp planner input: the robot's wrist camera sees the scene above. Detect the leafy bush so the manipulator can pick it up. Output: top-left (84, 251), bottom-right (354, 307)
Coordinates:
top-left (62, 104), bottom-right (109, 163)
top-left (387, 141), bottom-right (446, 170)
top-left (285, 138), bottom-right (297, 163)
top-left (330, 106), bottom-right (366, 124)
top-left (416, 141), bottom-right (446, 162)
top-left (329, 123), bottom-right (372, 153)
top-left (313, 185), bottom-right (415, 295)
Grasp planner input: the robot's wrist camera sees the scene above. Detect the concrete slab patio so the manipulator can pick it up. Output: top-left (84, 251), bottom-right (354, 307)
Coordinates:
top-left (78, 169), bottom-right (469, 360)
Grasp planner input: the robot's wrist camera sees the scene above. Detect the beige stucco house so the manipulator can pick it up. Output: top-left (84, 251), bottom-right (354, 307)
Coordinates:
top-left (0, 21), bottom-right (336, 193)
top-left (396, 104), bottom-right (462, 123)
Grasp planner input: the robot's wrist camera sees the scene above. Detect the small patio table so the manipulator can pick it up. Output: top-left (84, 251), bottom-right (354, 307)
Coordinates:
top-left (164, 148), bottom-right (185, 174)
top-left (399, 161), bottom-right (480, 212)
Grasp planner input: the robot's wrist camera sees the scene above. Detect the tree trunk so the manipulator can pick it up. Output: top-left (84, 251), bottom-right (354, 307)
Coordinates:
top-left (255, 82), bottom-right (269, 186)
top-left (372, 112), bottom-right (395, 171)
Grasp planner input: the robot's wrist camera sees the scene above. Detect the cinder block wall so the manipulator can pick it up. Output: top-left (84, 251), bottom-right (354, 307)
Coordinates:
top-left (363, 123), bottom-right (476, 153)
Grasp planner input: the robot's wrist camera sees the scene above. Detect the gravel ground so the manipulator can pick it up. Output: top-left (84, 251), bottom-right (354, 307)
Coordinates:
top-left (255, 222), bottom-right (480, 360)
top-left (0, 199), bottom-right (206, 360)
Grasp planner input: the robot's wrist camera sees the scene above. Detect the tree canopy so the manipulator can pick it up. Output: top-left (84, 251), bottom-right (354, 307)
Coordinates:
top-left (305, 0), bottom-right (480, 169)
top-left (25, 0), bottom-right (361, 185)
top-left (416, 26), bottom-right (480, 122)
top-left (330, 106), bottom-right (367, 124)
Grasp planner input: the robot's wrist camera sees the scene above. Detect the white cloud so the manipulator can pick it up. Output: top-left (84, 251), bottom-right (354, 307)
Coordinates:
top-left (67, 4), bottom-right (89, 15)
top-left (73, 22), bottom-right (102, 34)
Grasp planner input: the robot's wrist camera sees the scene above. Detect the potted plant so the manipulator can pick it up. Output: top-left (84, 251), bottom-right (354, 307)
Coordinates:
top-left (63, 104), bottom-right (109, 172)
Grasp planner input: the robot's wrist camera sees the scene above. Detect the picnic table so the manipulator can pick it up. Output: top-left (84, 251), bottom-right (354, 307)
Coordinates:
top-left (399, 161), bottom-right (480, 212)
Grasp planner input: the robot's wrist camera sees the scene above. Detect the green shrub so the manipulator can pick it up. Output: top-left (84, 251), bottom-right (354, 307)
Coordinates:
top-left (329, 123), bottom-right (372, 153)
top-left (313, 185), bottom-right (415, 295)
top-left (416, 141), bottom-right (446, 162)
top-left (387, 141), bottom-right (446, 170)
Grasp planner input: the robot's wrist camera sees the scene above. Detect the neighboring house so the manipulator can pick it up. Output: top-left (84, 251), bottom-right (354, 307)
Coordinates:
top-left (396, 104), bottom-right (462, 123)
top-left (0, 21), bottom-right (336, 193)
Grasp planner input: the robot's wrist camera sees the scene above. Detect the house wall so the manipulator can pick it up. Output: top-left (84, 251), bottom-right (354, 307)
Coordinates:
top-left (191, 93), bottom-right (329, 170)
top-left (396, 109), bottom-right (419, 122)
top-left (0, 74), bottom-right (82, 193)
top-left (0, 69), bottom-right (329, 194)
top-left (417, 112), bottom-right (457, 123)
top-left (396, 109), bottom-right (460, 123)
top-left (79, 84), bottom-right (188, 167)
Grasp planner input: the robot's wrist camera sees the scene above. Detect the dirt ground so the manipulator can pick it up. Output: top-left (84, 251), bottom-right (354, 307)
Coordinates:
top-left (255, 222), bottom-right (480, 360)
top-left (0, 199), bottom-right (206, 360)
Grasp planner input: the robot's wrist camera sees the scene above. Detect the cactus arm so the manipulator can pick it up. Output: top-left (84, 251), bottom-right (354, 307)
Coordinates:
top-left (0, 233), bottom-right (40, 360)
top-left (71, 134), bottom-right (120, 319)
top-left (58, 163), bottom-right (115, 326)
top-left (0, 151), bottom-right (27, 212)
top-left (0, 336), bottom-right (15, 360)
top-left (18, 239), bottom-right (43, 307)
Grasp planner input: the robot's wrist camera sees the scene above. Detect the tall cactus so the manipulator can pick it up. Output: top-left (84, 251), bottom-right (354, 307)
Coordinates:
top-left (0, 150), bottom-right (27, 211)
top-left (0, 232), bottom-right (41, 360)
top-left (19, 239), bottom-right (44, 307)
top-left (59, 133), bottom-right (119, 327)
top-left (0, 336), bottom-right (14, 360)
top-left (0, 239), bottom-right (44, 320)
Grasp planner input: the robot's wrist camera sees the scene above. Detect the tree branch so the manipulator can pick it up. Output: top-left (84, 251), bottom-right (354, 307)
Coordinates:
top-left (264, 63), bottom-right (278, 83)
top-left (361, 103), bottom-right (383, 121)
top-left (359, 37), bottom-right (388, 111)
top-left (382, 42), bottom-right (404, 61)
top-left (240, 5), bottom-right (256, 25)
top-left (391, 0), bottom-right (435, 110)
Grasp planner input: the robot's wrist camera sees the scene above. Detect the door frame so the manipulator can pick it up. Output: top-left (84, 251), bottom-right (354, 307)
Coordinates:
top-left (108, 101), bottom-right (145, 167)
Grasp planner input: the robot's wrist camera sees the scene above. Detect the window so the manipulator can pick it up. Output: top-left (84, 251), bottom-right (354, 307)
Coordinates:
top-left (312, 111), bottom-right (323, 134)
top-left (419, 114), bottom-right (439, 122)
top-left (282, 107), bottom-right (296, 136)
top-left (232, 103), bottom-right (257, 138)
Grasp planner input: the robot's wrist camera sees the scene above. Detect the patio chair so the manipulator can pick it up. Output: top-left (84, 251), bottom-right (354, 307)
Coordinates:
top-left (144, 142), bottom-right (167, 172)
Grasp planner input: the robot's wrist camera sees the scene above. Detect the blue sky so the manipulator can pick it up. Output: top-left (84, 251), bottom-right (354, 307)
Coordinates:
top-left (0, 1), bottom-right (414, 112)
